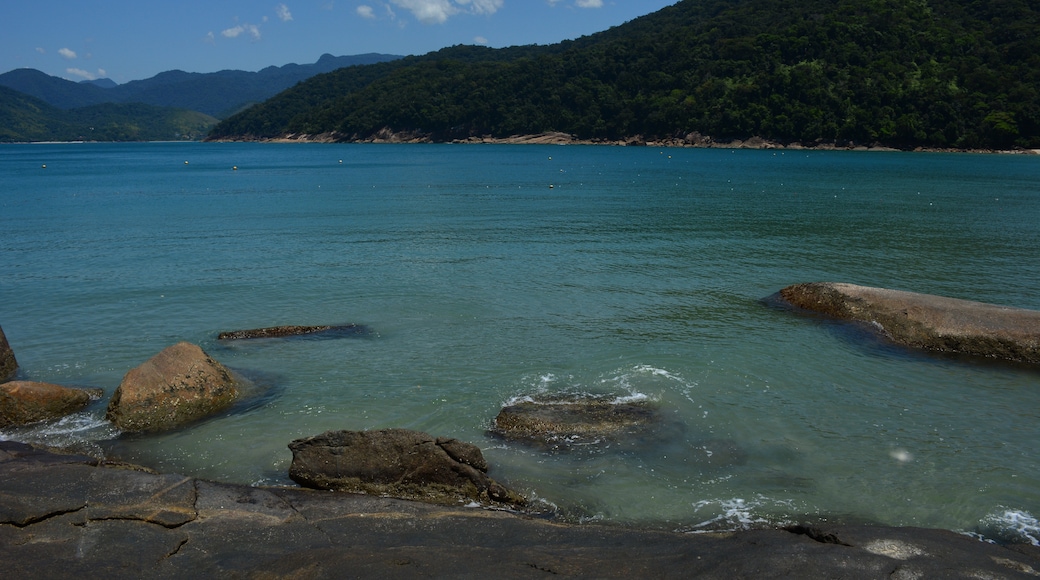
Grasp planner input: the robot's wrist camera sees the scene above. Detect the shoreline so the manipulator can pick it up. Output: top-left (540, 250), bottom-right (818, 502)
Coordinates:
top-left (3, 440), bottom-right (1040, 578)
top-left (7, 132), bottom-right (1039, 154)
top-left (213, 130), bottom-right (1040, 155)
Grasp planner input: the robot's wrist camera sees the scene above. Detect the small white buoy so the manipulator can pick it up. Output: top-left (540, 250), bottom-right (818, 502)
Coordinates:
top-left (549, 184), bottom-right (554, 189)
top-left (184, 161), bottom-right (189, 165)
top-left (232, 166), bottom-right (238, 171)
top-left (548, 156), bottom-right (552, 160)
top-left (338, 160), bottom-right (343, 164)
top-left (41, 164), bottom-right (46, 169)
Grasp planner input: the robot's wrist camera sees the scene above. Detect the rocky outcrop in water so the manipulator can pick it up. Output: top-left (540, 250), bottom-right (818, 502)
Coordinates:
top-left (288, 428), bottom-right (525, 507)
top-left (3, 440), bottom-right (1040, 579)
top-left (105, 342), bottom-right (241, 433)
top-left (217, 324), bottom-right (365, 340)
top-left (777, 282), bottom-right (1040, 364)
top-left (0, 325), bottom-right (17, 382)
top-left (490, 395), bottom-right (663, 450)
top-left (0, 381), bottom-right (103, 428)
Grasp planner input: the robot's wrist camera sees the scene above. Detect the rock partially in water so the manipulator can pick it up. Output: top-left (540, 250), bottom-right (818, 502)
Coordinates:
top-left (0, 381), bottom-right (103, 428)
top-left (0, 325), bottom-right (17, 382)
top-left (217, 324), bottom-right (366, 340)
top-left (777, 282), bottom-right (1040, 365)
top-left (288, 428), bottom-right (525, 508)
top-left (490, 395), bottom-right (663, 450)
top-left (105, 342), bottom-right (241, 433)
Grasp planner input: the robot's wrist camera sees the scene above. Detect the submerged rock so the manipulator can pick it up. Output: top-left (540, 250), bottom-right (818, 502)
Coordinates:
top-left (490, 395), bottom-right (663, 450)
top-left (105, 342), bottom-right (241, 433)
top-left (217, 324), bottom-right (366, 340)
top-left (0, 325), bottom-right (17, 382)
top-left (288, 428), bottom-right (524, 508)
top-left (777, 282), bottom-right (1040, 364)
top-left (0, 381), bottom-right (103, 428)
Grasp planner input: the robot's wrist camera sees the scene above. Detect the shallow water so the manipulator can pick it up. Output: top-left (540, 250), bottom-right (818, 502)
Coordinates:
top-left (2, 142), bottom-right (1039, 541)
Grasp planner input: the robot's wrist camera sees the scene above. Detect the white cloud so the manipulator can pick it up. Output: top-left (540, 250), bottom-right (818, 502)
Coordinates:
top-left (455, 0), bottom-right (503, 15)
top-left (65, 68), bottom-right (104, 81)
top-left (222, 23), bottom-right (262, 40)
top-left (36, 47), bottom-right (46, 54)
top-left (575, 0), bottom-right (603, 7)
top-left (276, 3), bottom-right (293, 21)
top-left (389, 0), bottom-right (456, 24)
top-left (388, 0), bottom-right (503, 24)
top-left (474, 36), bottom-right (488, 45)
top-left (58, 47), bottom-right (77, 60)
top-left (357, 5), bottom-right (375, 18)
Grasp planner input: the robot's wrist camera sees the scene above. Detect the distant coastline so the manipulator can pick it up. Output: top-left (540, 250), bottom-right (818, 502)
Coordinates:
top-left (208, 130), bottom-right (1040, 155)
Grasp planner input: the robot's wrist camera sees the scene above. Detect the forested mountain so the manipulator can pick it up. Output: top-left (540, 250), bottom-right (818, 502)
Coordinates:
top-left (0, 85), bottom-right (217, 142)
top-left (0, 53), bottom-right (401, 119)
top-left (210, 0), bottom-right (1040, 150)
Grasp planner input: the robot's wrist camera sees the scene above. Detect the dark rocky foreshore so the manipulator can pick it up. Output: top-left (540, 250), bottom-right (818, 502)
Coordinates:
top-left (3, 441), bottom-right (1040, 579)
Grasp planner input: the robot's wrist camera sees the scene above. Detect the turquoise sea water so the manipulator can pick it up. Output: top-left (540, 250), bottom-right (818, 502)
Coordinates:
top-left (2, 142), bottom-right (1039, 541)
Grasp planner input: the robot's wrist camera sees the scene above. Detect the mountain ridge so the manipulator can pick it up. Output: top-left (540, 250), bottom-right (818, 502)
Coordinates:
top-left (0, 53), bottom-right (401, 119)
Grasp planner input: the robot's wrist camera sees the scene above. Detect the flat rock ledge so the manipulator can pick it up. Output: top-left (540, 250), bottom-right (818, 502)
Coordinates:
top-left (3, 441), bottom-right (1040, 579)
top-left (289, 429), bottom-right (524, 508)
top-left (0, 381), bottom-right (103, 428)
top-left (217, 324), bottom-right (365, 340)
top-left (0, 325), bottom-right (17, 382)
top-left (777, 282), bottom-right (1040, 364)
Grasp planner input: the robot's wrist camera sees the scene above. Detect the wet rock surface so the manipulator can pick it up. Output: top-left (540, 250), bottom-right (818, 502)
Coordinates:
top-left (490, 395), bottom-right (664, 450)
top-left (105, 342), bottom-right (241, 433)
top-left (0, 325), bottom-right (17, 382)
top-left (217, 324), bottom-right (366, 340)
top-left (0, 381), bottom-right (103, 427)
top-left (3, 441), bottom-right (1040, 579)
top-left (777, 282), bottom-right (1040, 364)
top-left (288, 429), bottom-right (524, 507)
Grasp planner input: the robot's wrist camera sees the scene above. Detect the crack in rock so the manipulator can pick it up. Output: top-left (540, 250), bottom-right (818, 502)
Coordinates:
top-left (162, 537), bottom-right (189, 561)
top-left (784, 524), bottom-right (852, 546)
top-left (3, 504), bottom-right (87, 528)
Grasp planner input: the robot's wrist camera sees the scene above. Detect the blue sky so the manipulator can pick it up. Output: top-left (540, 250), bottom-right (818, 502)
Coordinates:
top-left (2, 1), bottom-right (677, 84)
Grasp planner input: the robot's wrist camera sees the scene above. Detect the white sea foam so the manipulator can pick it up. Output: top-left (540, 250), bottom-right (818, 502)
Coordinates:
top-left (978, 509), bottom-right (1040, 546)
top-left (0, 412), bottom-right (118, 448)
top-left (686, 496), bottom-right (796, 533)
top-left (631, 364), bottom-right (686, 382)
top-left (503, 364), bottom-right (700, 409)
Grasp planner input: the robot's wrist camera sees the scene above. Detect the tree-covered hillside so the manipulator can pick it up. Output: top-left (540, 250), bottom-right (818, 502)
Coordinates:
top-left (0, 86), bottom-right (217, 142)
top-left (210, 0), bottom-right (1040, 149)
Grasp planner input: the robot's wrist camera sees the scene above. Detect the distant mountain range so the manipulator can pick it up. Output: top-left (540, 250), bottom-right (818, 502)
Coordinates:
top-left (0, 53), bottom-right (400, 142)
top-left (0, 53), bottom-right (401, 118)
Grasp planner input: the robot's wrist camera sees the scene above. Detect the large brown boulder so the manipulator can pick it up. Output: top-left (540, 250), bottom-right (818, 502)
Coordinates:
top-left (778, 282), bottom-right (1040, 364)
top-left (288, 429), bottom-right (525, 507)
top-left (0, 325), bottom-right (17, 382)
top-left (0, 381), bottom-right (103, 428)
top-left (105, 342), bottom-right (241, 433)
